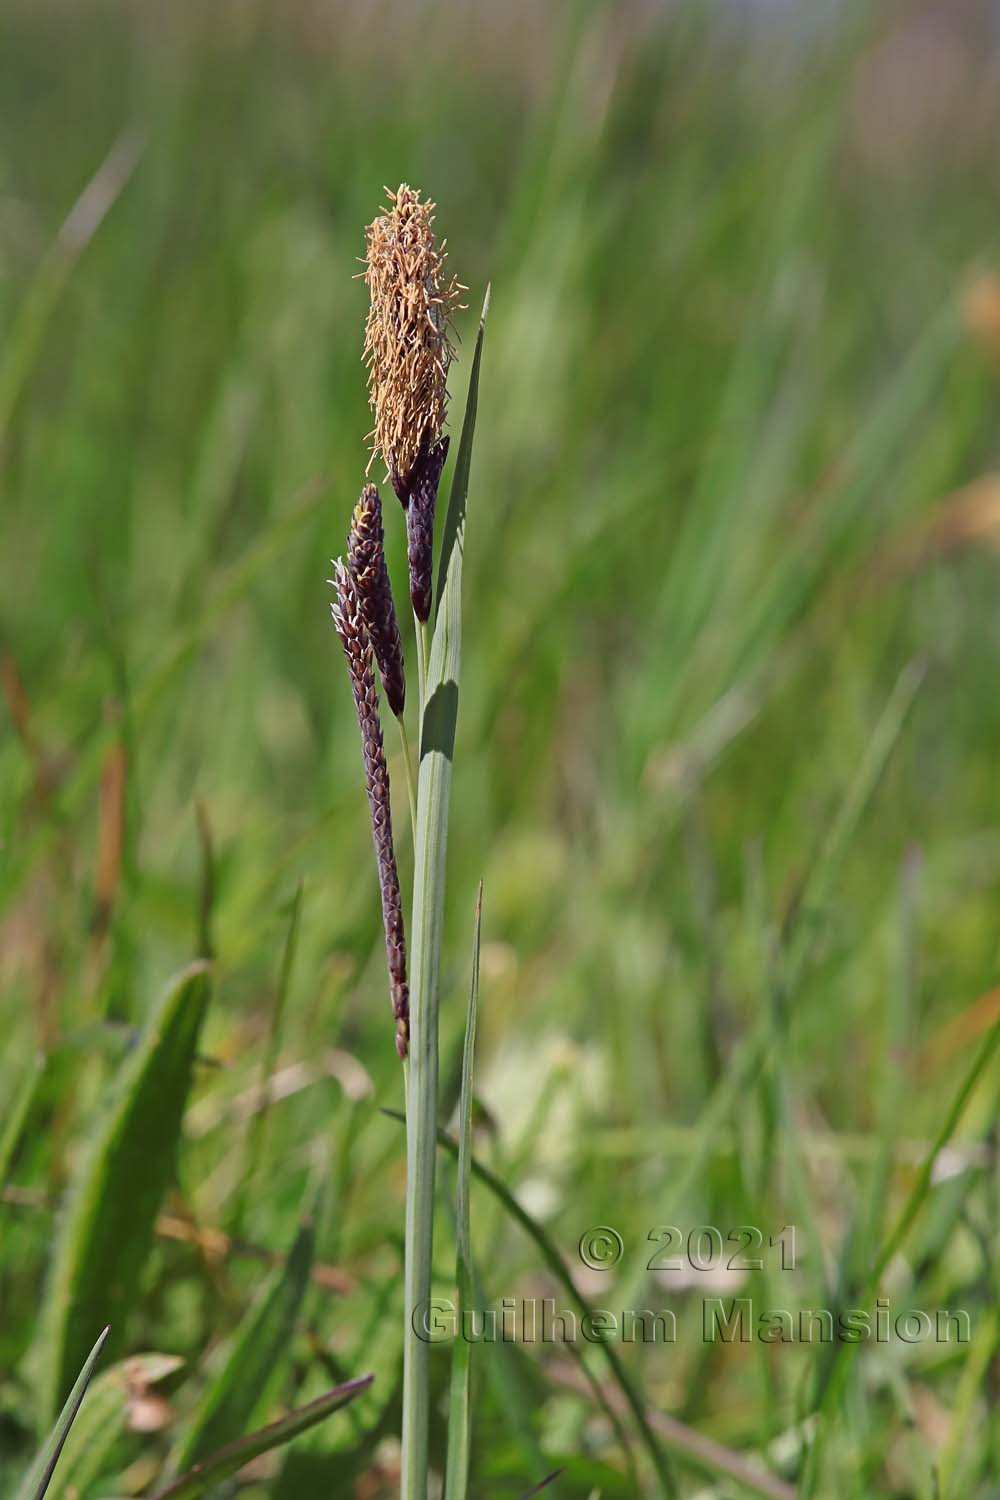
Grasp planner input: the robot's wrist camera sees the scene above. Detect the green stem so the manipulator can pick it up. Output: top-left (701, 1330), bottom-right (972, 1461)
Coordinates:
top-left (414, 610), bottom-right (427, 712)
top-left (402, 605), bottom-right (436, 1500)
top-left (401, 290), bottom-right (487, 1500)
top-left (420, 618), bottom-right (431, 697)
top-left (397, 715), bottom-right (418, 841)
top-left (401, 689), bottom-right (446, 1499)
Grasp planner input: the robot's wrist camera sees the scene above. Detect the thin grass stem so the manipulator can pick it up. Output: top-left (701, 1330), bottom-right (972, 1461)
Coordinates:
top-left (401, 294), bottom-right (488, 1500)
top-left (420, 619), bottom-right (431, 703)
top-left (397, 716), bottom-right (418, 839)
top-left (414, 610), bottom-right (428, 718)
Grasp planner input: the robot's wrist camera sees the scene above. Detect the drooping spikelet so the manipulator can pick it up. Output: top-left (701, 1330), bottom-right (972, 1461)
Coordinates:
top-left (405, 437), bottom-right (449, 622)
top-left (330, 559), bottom-right (409, 1058)
top-left (363, 183), bottom-right (463, 502)
top-left (347, 484), bottom-right (406, 716)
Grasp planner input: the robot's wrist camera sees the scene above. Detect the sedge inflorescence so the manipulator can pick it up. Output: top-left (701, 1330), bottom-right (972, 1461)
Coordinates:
top-left (330, 183), bottom-right (462, 1058)
top-left (348, 483), bottom-right (406, 717)
top-left (330, 559), bottom-right (409, 1059)
top-left (363, 183), bottom-right (463, 496)
top-left (364, 184), bottom-right (464, 622)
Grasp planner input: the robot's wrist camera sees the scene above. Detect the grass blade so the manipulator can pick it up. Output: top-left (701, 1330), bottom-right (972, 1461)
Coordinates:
top-left (0, 1055), bottom-right (48, 1189)
top-left (149, 1375), bottom-right (374, 1500)
top-left (44, 1353), bottom-right (184, 1500)
top-left (388, 1109), bottom-right (676, 1496)
top-left (402, 289), bottom-right (489, 1500)
top-left (806, 1006), bottom-right (1000, 1435)
top-left (519, 1471), bottom-right (564, 1498)
top-left (194, 799), bottom-right (216, 962)
top-left (0, 134), bottom-right (142, 445)
top-left (465, 1142), bottom-right (674, 1496)
top-left (434, 287), bottom-right (490, 616)
top-left (170, 1214), bottom-right (315, 1472)
top-left (443, 881), bottom-right (483, 1500)
top-left (15, 1326), bottom-right (109, 1500)
top-left (43, 963), bottom-right (211, 1420)
top-left (614, 659), bottom-right (924, 1312)
top-left (862, 853), bottom-right (920, 1259)
top-left (231, 880), bottom-right (305, 1235)
top-left (937, 1308), bottom-right (999, 1498)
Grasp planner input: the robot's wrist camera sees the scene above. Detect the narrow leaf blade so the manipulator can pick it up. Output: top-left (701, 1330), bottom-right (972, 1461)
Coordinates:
top-left (388, 1109), bottom-right (676, 1497)
top-left (520, 1472), bottom-right (565, 1498)
top-left (232, 880), bottom-right (305, 1235)
top-left (171, 1214), bottom-right (315, 1471)
top-left (150, 1376), bottom-right (374, 1500)
top-left (0, 1055), bottom-right (48, 1189)
top-left (44, 1353), bottom-right (184, 1500)
top-left (43, 962), bottom-right (211, 1419)
top-left (15, 1326), bottom-right (109, 1500)
top-left (403, 289), bottom-right (489, 1500)
top-left (443, 881), bottom-right (484, 1500)
top-left (434, 284), bottom-right (491, 615)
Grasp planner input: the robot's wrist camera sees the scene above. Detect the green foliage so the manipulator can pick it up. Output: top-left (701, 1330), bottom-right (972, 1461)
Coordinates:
top-left (3, 3), bottom-right (1000, 1494)
top-left (150, 1377), bottom-right (374, 1500)
top-left (402, 289), bottom-right (489, 1500)
top-left (45, 1353), bottom-right (184, 1500)
top-left (0, 1057), bottom-right (48, 1190)
top-left (15, 1327), bottom-right (109, 1500)
top-left (42, 964), bottom-right (211, 1420)
top-left (443, 883), bottom-right (484, 1500)
top-left (169, 1215), bottom-right (315, 1473)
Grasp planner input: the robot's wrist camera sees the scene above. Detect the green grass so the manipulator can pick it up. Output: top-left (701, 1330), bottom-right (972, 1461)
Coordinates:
top-left (3, 3), bottom-right (1000, 1495)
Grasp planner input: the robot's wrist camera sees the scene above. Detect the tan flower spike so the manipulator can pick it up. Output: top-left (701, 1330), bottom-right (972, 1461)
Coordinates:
top-left (363, 183), bottom-right (464, 501)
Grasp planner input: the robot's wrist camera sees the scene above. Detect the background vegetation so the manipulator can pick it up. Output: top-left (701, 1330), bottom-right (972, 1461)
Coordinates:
top-left (3, 1), bottom-right (1000, 1494)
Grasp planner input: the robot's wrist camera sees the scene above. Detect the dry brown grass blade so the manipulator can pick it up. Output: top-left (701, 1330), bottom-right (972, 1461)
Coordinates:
top-left (916, 984), bottom-right (1000, 1076)
top-left (961, 270), bottom-right (1000, 369)
top-left (154, 1212), bottom-right (357, 1293)
top-left (0, 1187), bottom-right (356, 1295)
top-left (1, 648), bottom-right (62, 809)
top-left (549, 1363), bottom-right (796, 1500)
top-left (864, 473), bottom-right (1000, 592)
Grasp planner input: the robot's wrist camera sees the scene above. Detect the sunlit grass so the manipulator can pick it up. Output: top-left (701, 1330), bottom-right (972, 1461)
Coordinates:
top-left (3, 4), bottom-right (1000, 1496)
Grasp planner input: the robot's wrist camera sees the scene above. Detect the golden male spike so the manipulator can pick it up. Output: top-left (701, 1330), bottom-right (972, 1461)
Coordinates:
top-left (362, 183), bottom-right (464, 502)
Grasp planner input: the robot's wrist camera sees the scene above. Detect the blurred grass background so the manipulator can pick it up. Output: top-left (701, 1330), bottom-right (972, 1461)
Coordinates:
top-left (3, 1), bottom-right (1000, 1495)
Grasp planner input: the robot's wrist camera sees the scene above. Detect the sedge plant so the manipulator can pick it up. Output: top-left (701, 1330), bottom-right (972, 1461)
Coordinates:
top-left (330, 184), bottom-right (486, 1500)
